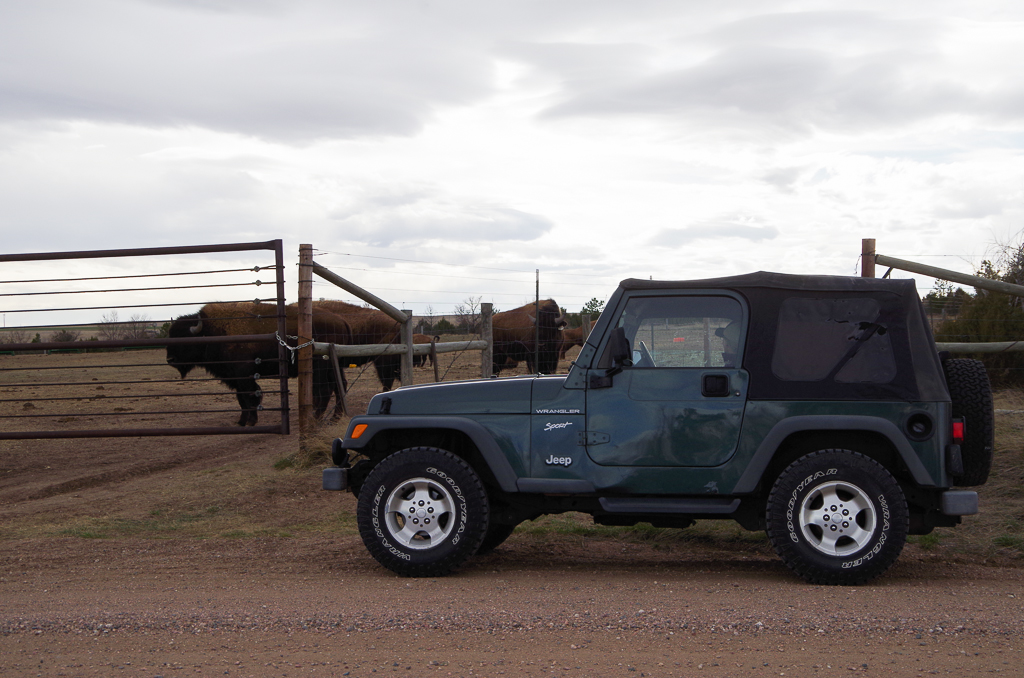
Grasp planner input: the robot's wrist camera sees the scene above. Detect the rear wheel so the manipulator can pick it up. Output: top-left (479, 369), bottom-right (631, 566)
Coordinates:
top-left (944, 358), bottom-right (995, 486)
top-left (766, 449), bottom-right (908, 585)
top-left (356, 447), bottom-right (489, 577)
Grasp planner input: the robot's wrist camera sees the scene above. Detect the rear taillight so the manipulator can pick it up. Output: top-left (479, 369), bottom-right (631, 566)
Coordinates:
top-left (951, 418), bottom-right (965, 444)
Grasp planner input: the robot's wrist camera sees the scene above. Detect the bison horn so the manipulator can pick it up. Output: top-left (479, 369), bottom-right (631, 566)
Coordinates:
top-left (189, 319), bottom-right (203, 335)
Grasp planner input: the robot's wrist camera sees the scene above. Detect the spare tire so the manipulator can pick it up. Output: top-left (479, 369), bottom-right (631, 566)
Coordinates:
top-left (943, 358), bottom-right (994, 486)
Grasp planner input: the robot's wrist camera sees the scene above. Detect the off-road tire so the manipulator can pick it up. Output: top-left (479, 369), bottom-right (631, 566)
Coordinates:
top-left (476, 522), bottom-right (518, 555)
top-left (766, 449), bottom-right (908, 586)
top-left (356, 447), bottom-right (489, 577)
top-left (944, 358), bottom-right (995, 486)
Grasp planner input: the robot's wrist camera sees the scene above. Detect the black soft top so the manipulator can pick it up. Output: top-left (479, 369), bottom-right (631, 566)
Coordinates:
top-left (620, 272), bottom-right (946, 402)
top-left (622, 271), bottom-right (918, 295)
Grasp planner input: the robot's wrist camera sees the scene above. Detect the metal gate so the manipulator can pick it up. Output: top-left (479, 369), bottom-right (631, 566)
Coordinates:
top-left (0, 241), bottom-right (291, 439)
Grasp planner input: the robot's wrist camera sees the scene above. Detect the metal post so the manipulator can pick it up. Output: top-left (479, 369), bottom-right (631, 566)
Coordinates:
top-left (401, 308), bottom-right (414, 387)
top-left (298, 244), bottom-right (314, 437)
top-left (273, 239), bottom-right (290, 435)
top-left (862, 238), bottom-right (876, 278)
top-left (481, 302), bottom-right (493, 378)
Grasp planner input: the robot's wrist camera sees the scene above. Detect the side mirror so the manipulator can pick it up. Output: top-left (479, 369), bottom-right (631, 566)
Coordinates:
top-left (608, 327), bottom-right (632, 373)
top-left (590, 327), bottom-right (632, 389)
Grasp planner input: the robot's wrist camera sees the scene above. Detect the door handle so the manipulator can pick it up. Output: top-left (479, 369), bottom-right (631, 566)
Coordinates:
top-left (702, 374), bottom-right (731, 397)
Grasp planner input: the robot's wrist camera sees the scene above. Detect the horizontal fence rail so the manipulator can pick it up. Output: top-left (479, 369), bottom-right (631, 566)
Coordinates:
top-left (863, 241), bottom-right (1024, 359)
top-left (0, 240), bottom-right (291, 439)
top-left (935, 341), bottom-right (1024, 353)
top-left (312, 340), bottom-right (489, 358)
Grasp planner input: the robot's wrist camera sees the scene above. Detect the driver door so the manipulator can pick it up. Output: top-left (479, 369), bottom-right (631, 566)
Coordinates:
top-left (585, 293), bottom-right (748, 467)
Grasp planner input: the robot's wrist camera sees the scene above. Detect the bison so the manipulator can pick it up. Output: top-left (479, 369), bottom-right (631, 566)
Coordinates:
top-left (558, 325), bottom-right (587, 360)
top-left (312, 300), bottom-right (406, 391)
top-left (166, 302), bottom-right (352, 426)
top-left (492, 299), bottom-right (567, 375)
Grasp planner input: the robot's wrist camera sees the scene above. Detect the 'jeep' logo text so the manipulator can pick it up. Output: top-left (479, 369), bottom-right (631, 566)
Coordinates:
top-left (545, 455), bottom-right (573, 466)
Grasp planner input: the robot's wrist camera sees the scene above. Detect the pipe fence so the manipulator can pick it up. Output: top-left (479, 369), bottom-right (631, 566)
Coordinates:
top-left (0, 241), bottom-right (291, 439)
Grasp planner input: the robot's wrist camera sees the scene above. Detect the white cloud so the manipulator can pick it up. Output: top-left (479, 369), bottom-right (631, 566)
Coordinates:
top-left (650, 218), bottom-right (781, 247)
top-left (0, 0), bottom-right (493, 141)
top-left (327, 187), bottom-right (555, 247)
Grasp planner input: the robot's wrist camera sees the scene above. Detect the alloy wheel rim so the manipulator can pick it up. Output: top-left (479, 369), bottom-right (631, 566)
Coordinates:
top-left (798, 480), bottom-right (877, 556)
top-left (384, 477), bottom-right (456, 550)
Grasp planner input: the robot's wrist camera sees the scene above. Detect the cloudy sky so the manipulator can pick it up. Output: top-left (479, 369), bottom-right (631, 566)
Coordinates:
top-left (2, 0), bottom-right (1023, 319)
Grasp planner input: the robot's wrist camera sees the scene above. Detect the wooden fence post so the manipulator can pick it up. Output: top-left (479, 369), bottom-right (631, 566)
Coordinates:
top-left (534, 270), bottom-right (540, 374)
top-left (298, 244), bottom-right (314, 439)
top-left (401, 309), bottom-right (414, 387)
top-left (862, 238), bottom-right (876, 278)
top-left (430, 338), bottom-right (439, 383)
top-left (481, 302), bottom-right (493, 378)
top-left (581, 314), bottom-right (592, 338)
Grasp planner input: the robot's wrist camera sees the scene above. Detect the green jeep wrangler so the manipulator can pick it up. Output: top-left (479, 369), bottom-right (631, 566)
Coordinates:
top-left (323, 272), bottom-right (994, 585)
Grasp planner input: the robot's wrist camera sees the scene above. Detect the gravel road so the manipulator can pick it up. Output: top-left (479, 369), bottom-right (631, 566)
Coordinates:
top-left (2, 535), bottom-right (1022, 677)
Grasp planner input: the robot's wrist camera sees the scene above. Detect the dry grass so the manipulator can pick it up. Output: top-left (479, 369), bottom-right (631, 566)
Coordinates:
top-left (947, 388), bottom-right (1024, 557)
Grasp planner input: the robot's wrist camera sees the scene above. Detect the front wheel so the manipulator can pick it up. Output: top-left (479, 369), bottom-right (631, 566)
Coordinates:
top-left (766, 449), bottom-right (908, 585)
top-left (356, 447), bottom-right (490, 577)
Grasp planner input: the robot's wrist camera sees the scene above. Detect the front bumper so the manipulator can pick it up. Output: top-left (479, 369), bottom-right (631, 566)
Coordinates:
top-left (323, 437), bottom-right (350, 491)
top-left (322, 466), bottom-right (348, 491)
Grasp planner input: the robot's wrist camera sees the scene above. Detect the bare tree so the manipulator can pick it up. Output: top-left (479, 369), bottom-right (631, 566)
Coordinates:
top-left (99, 311), bottom-right (125, 341)
top-left (1, 328), bottom-right (31, 345)
top-left (423, 305), bottom-right (437, 333)
top-left (123, 313), bottom-right (153, 340)
top-left (454, 296), bottom-right (482, 334)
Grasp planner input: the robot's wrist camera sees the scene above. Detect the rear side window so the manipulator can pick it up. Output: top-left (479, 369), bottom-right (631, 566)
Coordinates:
top-left (771, 297), bottom-right (896, 383)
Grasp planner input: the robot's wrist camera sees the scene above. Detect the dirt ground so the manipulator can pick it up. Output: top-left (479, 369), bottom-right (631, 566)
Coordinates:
top-left (2, 349), bottom-right (1023, 677)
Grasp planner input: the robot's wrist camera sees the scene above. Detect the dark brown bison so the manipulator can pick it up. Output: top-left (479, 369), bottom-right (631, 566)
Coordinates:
top-left (558, 325), bottom-right (586, 360)
top-left (492, 299), bottom-right (567, 375)
top-left (166, 302), bottom-right (352, 426)
top-left (312, 300), bottom-right (405, 391)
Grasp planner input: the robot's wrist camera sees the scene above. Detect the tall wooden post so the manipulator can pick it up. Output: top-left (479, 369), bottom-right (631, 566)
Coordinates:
top-left (481, 302), bottom-right (493, 378)
top-left (534, 270), bottom-right (540, 374)
top-left (400, 309), bottom-right (414, 387)
top-left (862, 238), bottom-right (876, 278)
top-left (298, 244), bottom-right (314, 438)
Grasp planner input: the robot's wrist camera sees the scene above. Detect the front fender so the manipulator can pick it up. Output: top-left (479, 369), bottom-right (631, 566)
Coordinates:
top-left (340, 415), bottom-right (521, 493)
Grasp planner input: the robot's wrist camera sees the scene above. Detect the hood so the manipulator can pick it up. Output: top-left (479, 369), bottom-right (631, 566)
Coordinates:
top-left (366, 376), bottom-right (547, 416)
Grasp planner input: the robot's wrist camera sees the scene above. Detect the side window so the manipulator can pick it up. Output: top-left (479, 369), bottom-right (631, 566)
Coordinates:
top-left (771, 297), bottom-right (896, 383)
top-left (608, 296), bottom-right (743, 368)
